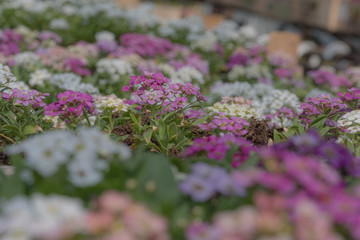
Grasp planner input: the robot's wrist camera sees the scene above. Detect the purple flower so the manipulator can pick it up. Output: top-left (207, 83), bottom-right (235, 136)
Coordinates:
top-left (183, 134), bottom-right (254, 167)
top-left (215, 174), bottom-right (246, 196)
top-left (179, 175), bottom-right (216, 202)
top-left (186, 222), bottom-right (220, 240)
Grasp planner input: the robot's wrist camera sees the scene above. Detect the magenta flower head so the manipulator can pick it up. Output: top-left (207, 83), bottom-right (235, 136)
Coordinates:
top-left (63, 58), bottom-right (91, 76)
top-left (0, 29), bottom-right (22, 56)
top-left (2, 88), bottom-right (49, 108)
top-left (122, 72), bottom-right (206, 113)
top-left (274, 130), bottom-right (359, 177)
top-left (300, 94), bottom-right (348, 124)
top-left (338, 87), bottom-right (360, 110)
top-left (38, 31), bottom-right (62, 44)
top-left (44, 90), bottom-right (96, 123)
top-left (183, 134), bottom-right (254, 168)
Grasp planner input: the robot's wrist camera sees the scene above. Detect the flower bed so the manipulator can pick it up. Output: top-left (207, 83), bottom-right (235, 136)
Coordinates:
top-left (1, 0), bottom-right (360, 239)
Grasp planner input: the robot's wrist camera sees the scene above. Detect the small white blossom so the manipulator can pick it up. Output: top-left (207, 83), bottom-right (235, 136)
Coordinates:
top-left (338, 110), bottom-right (360, 134)
top-left (0, 194), bottom-right (85, 239)
top-left (6, 128), bottom-right (131, 187)
top-left (49, 18), bottom-right (70, 30)
top-left (96, 59), bottom-right (133, 83)
top-left (95, 31), bottom-right (115, 42)
top-left (29, 69), bottom-right (52, 87)
top-left (172, 66), bottom-right (205, 85)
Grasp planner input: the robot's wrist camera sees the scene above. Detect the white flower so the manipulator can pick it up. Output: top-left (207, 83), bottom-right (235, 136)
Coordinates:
top-left (13, 52), bottom-right (40, 69)
top-left (95, 30), bottom-right (115, 42)
top-left (96, 59), bottom-right (133, 83)
top-left (257, 89), bottom-right (300, 114)
top-left (5, 81), bottom-right (30, 94)
top-left (49, 18), bottom-right (70, 30)
top-left (191, 32), bottom-right (217, 52)
top-left (0, 194), bottom-right (85, 239)
top-left (158, 63), bottom-right (176, 77)
top-left (95, 94), bottom-right (129, 114)
top-left (7, 128), bottom-right (131, 186)
top-left (172, 66), bottom-right (204, 85)
top-left (338, 110), bottom-right (360, 134)
top-left (210, 82), bottom-right (300, 115)
top-left (0, 64), bottom-right (17, 86)
top-left (207, 102), bottom-right (263, 120)
top-left (29, 69), bottom-right (52, 87)
top-left (67, 158), bottom-right (103, 187)
top-left (50, 73), bottom-right (99, 93)
top-left (228, 66), bottom-right (246, 81)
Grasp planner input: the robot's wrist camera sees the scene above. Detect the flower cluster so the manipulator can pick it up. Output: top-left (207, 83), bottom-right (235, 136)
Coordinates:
top-left (119, 33), bottom-right (175, 58)
top-left (183, 134), bottom-right (254, 167)
top-left (2, 88), bottom-right (49, 108)
top-left (198, 115), bottom-right (249, 136)
top-left (206, 101), bottom-right (262, 120)
top-left (63, 58), bottom-right (91, 76)
top-left (180, 163), bottom-right (245, 202)
top-left (13, 51), bottom-right (40, 69)
top-left (86, 191), bottom-right (169, 240)
top-left (7, 128), bottom-right (131, 186)
top-left (227, 46), bottom-right (266, 69)
top-left (0, 63), bottom-right (17, 87)
top-left (267, 107), bottom-right (298, 128)
top-left (172, 66), bottom-right (205, 85)
top-left (123, 72), bottom-right (206, 113)
top-left (238, 148), bottom-right (360, 239)
top-left (49, 73), bottom-right (99, 94)
top-left (0, 194), bottom-right (86, 240)
top-left (337, 110), bottom-right (360, 134)
top-left (0, 29), bottom-right (22, 56)
top-left (309, 68), bottom-right (351, 90)
top-left (254, 89), bottom-right (300, 115)
top-left (274, 131), bottom-right (360, 177)
top-left (96, 58), bottom-right (133, 83)
top-left (115, 33), bottom-right (209, 75)
top-left (186, 193), bottom-right (341, 240)
top-left (95, 94), bottom-right (129, 114)
top-left (300, 94), bottom-right (348, 124)
top-left (44, 90), bottom-right (97, 123)
top-left (38, 31), bottom-right (62, 46)
top-left (338, 87), bottom-right (360, 109)
top-left (38, 46), bottom-right (82, 71)
top-left (29, 69), bottom-right (52, 86)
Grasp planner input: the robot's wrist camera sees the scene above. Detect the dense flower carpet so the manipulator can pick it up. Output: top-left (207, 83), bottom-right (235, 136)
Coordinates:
top-left (1, 0), bottom-right (360, 239)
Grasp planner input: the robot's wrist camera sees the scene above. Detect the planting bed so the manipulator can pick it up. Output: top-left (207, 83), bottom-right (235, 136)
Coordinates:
top-left (0, 0), bottom-right (360, 239)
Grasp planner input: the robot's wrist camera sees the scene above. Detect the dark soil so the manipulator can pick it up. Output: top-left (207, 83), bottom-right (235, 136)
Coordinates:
top-left (0, 153), bottom-right (9, 165)
top-left (245, 119), bottom-right (273, 146)
top-left (112, 121), bottom-right (135, 146)
top-left (0, 139), bottom-right (10, 165)
top-left (141, 113), bottom-right (151, 126)
top-left (169, 146), bottom-right (180, 157)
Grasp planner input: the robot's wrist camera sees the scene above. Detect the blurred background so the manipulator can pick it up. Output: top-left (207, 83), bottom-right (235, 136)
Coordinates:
top-left (117, 0), bottom-right (360, 71)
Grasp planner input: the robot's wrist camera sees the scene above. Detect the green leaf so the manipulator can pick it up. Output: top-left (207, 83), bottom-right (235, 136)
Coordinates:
top-left (298, 121), bottom-right (305, 134)
top-left (168, 122), bottom-right (178, 139)
top-left (158, 119), bottom-right (166, 140)
top-left (143, 129), bottom-right (153, 144)
top-left (23, 125), bottom-right (37, 135)
top-left (136, 153), bottom-right (180, 207)
top-left (273, 129), bottom-right (282, 143)
top-left (319, 127), bottom-right (330, 136)
top-left (129, 112), bottom-right (139, 125)
top-left (309, 115), bottom-right (327, 130)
